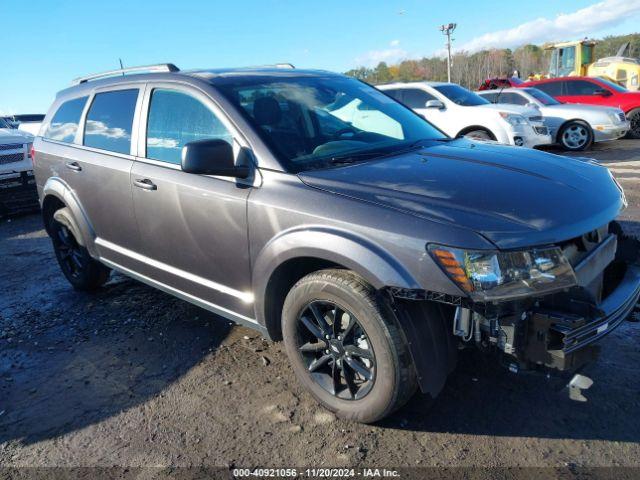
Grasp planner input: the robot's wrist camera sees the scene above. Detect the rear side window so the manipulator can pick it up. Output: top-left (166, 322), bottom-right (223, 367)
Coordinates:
top-left (84, 90), bottom-right (138, 155)
top-left (146, 89), bottom-right (233, 165)
top-left (44, 97), bottom-right (88, 143)
top-left (402, 89), bottom-right (435, 109)
top-left (535, 81), bottom-right (564, 97)
top-left (498, 92), bottom-right (528, 105)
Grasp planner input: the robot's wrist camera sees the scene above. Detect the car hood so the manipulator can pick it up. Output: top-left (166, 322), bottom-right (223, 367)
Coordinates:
top-left (0, 128), bottom-right (33, 144)
top-left (477, 103), bottom-right (540, 118)
top-left (298, 139), bottom-right (624, 249)
top-left (545, 103), bottom-right (622, 117)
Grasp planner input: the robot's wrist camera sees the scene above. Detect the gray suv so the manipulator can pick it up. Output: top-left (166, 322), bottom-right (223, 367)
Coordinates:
top-left (34, 64), bottom-right (640, 423)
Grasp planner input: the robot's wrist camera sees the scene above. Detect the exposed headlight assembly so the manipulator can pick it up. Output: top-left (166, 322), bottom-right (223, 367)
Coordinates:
top-left (428, 244), bottom-right (577, 302)
top-left (499, 112), bottom-right (529, 127)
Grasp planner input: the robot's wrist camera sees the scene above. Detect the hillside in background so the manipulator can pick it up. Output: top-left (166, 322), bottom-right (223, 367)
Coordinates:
top-left (346, 33), bottom-right (640, 89)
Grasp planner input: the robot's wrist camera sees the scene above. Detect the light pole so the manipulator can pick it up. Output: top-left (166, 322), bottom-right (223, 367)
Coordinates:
top-left (439, 23), bottom-right (457, 83)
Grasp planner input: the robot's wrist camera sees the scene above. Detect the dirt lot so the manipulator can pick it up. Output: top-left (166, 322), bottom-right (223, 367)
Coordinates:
top-left (1, 140), bottom-right (640, 476)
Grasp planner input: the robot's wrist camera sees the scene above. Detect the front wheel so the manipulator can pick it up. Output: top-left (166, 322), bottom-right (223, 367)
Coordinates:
top-left (50, 215), bottom-right (111, 291)
top-left (558, 121), bottom-right (593, 151)
top-left (626, 109), bottom-right (640, 139)
top-left (282, 269), bottom-right (417, 423)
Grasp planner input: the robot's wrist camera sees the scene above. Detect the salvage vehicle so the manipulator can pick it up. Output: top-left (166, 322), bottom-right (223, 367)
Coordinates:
top-left (477, 87), bottom-right (629, 151)
top-left (378, 82), bottom-right (552, 148)
top-left (478, 77), bottom-right (524, 91)
top-left (34, 64), bottom-right (639, 423)
top-left (522, 76), bottom-right (640, 139)
top-left (0, 117), bottom-right (37, 216)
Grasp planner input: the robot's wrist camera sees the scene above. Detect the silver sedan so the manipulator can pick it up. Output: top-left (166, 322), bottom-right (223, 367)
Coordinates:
top-left (478, 87), bottom-right (630, 151)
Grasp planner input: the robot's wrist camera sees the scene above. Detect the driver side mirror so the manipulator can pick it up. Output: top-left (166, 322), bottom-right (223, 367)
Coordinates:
top-left (181, 139), bottom-right (250, 179)
top-left (425, 100), bottom-right (445, 109)
top-left (526, 102), bottom-right (540, 109)
top-left (593, 89), bottom-right (612, 97)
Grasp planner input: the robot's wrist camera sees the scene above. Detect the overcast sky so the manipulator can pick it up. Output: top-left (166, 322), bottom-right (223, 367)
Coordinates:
top-left (2, 0), bottom-right (640, 113)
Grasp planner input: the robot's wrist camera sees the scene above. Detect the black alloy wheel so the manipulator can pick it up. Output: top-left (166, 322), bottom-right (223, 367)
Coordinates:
top-left (296, 300), bottom-right (376, 400)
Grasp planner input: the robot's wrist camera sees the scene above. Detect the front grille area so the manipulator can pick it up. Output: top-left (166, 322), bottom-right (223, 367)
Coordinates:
top-left (0, 143), bottom-right (23, 152)
top-left (0, 152), bottom-right (24, 165)
top-left (529, 115), bottom-right (543, 123)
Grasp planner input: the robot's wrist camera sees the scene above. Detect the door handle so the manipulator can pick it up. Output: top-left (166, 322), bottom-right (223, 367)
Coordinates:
top-left (133, 178), bottom-right (157, 191)
top-left (65, 161), bottom-right (82, 172)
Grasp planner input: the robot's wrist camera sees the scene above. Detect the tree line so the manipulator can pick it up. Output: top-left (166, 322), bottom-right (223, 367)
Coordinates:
top-left (345, 33), bottom-right (640, 89)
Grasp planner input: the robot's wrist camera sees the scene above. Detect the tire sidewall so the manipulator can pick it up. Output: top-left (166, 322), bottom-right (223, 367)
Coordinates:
top-left (282, 275), bottom-right (400, 423)
top-left (627, 109), bottom-right (640, 139)
top-left (559, 121), bottom-right (593, 151)
top-left (50, 219), bottom-right (101, 290)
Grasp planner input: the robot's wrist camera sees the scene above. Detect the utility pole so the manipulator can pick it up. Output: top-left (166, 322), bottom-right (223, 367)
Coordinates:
top-left (439, 23), bottom-right (457, 83)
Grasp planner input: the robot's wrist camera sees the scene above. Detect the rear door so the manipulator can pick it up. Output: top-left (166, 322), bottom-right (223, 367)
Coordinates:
top-left (130, 83), bottom-right (255, 320)
top-left (65, 86), bottom-right (142, 262)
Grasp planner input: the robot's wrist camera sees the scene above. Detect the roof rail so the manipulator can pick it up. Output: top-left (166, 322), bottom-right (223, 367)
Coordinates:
top-left (71, 63), bottom-right (180, 85)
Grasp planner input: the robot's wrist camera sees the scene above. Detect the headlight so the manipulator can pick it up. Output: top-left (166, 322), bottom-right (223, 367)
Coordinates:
top-left (428, 244), bottom-right (577, 302)
top-left (608, 112), bottom-right (621, 124)
top-left (499, 112), bottom-right (529, 127)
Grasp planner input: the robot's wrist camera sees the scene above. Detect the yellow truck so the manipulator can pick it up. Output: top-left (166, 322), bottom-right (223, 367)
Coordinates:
top-left (547, 40), bottom-right (640, 91)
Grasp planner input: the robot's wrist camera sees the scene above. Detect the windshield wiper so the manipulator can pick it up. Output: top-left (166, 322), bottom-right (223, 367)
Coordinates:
top-left (328, 141), bottom-right (429, 165)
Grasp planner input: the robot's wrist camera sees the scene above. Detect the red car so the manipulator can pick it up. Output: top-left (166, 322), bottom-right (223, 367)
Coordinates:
top-left (521, 76), bottom-right (640, 138)
top-left (478, 77), bottom-right (524, 91)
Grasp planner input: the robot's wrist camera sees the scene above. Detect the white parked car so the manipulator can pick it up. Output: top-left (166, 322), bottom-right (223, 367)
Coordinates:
top-left (0, 117), bottom-right (36, 216)
top-left (477, 87), bottom-right (630, 151)
top-left (378, 82), bottom-right (552, 148)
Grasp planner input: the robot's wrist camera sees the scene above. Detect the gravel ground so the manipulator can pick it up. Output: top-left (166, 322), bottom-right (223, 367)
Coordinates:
top-left (1, 140), bottom-right (640, 476)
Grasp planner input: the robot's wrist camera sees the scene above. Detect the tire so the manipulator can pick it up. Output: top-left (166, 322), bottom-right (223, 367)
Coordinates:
top-left (49, 213), bottom-right (110, 291)
top-left (282, 269), bottom-right (417, 423)
top-left (626, 108), bottom-right (640, 139)
top-left (558, 121), bottom-right (593, 151)
top-left (459, 129), bottom-right (493, 141)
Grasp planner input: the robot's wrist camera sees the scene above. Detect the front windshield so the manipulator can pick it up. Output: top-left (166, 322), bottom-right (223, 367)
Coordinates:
top-left (433, 84), bottom-right (490, 106)
top-left (215, 75), bottom-right (445, 172)
top-left (596, 77), bottom-right (628, 93)
top-left (524, 88), bottom-right (560, 106)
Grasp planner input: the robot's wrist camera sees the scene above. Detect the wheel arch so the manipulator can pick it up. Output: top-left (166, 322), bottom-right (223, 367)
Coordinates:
top-left (41, 177), bottom-right (98, 256)
top-left (456, 125), bottom-right (497, 140)
top-left (252, 227), bottom-right (421, 340)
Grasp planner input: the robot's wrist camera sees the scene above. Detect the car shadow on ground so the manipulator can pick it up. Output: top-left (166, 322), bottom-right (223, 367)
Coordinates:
top-left (0, 269), bottom-right (233, 446)
top-left (541, 138), bottom-right (640, 162)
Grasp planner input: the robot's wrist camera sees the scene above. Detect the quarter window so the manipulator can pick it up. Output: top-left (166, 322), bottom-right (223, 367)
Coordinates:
top-left (44, 97), bottom-right (88, 143)
top-left (84, 90), bottom-right (138, 154)
top-left (146, 89), bottom-right (233, 165)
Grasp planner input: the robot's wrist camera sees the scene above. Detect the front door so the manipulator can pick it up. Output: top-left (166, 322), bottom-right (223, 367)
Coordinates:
top-left (130, 85), bottom-right (255, 320)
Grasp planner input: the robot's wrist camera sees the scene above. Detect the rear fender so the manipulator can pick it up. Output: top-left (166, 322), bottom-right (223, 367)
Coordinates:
top-left (42, 177), bottom-right (98, 256)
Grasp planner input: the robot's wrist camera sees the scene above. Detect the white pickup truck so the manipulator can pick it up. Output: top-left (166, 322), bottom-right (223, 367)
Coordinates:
top-left (0, 117), bottom-right (37, 216)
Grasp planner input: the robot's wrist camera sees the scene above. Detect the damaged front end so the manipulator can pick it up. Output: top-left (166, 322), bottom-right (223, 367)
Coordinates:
top-left (389, 222), bottom-right (640, 395)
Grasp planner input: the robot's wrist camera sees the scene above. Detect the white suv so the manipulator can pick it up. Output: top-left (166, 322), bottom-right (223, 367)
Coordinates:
top-left (379, 82), bottom-right (552, 148)
top-left (0, 117), bottom-right (36, 215)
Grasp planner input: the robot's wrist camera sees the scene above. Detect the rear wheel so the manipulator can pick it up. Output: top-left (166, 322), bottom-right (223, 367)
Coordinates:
top-left (626, 109), bottom-right (640, 139)
top-left (50, 215), bottom-right (110, 291)
top-left (558, 121), bottom-right (593, 151)
top-left (282, 269), bottom-right (417, 423)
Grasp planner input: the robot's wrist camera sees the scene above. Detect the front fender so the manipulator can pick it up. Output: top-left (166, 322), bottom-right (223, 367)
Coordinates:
top-left (42, 177), bottom-right (98, 257)
top-left (252, 226), bottom-right (421, 325)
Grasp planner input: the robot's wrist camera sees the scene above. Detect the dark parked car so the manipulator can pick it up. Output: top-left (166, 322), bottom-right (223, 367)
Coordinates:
top-left (33, 64), bottom-right (639, 422)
